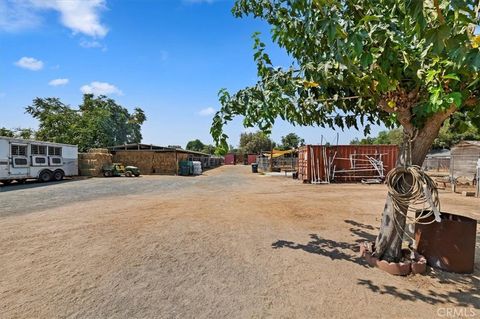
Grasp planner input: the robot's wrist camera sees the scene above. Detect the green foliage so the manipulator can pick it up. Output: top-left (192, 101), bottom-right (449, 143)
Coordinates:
top-left (351, 122), bottom-right (480, 148)
top-left (185, 139), bottom-right (217, 154)
top-left (0, 127), bottom-right (35, 139)
top-left (279, 132), bottom-right (305, 150)
top-left (432, 119), bottom-right (480, 149)
top-left (25, 94), bottom-right (146, 152)
top-left (211, 0), bottom-right (480, 150)
top-left (186, 139), bottom-right (205, 152)
top-left (350, 128), bottom-right (403, 145)
top-left (0, 127), bottom-right (15, 137)
top-left (239, 131), bottom-right (275, 154)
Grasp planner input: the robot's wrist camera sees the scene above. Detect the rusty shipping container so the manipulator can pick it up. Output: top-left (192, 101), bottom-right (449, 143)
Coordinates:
top-left (247, 154), bottom-right (258, 165)
top-left (298, 144), bottom-right (399, 183)
top-left (224, 153), bottom-right (236, 165)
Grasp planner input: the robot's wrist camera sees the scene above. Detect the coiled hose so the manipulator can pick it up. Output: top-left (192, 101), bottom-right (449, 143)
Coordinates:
top-left (386, 165), bottom-right (441, 227)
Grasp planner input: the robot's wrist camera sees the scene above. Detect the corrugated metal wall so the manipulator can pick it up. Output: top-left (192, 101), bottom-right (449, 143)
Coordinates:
top-left (224, 154), bottom-right (236, 165)
top-left (298, 145), bottom-right (399, 183)
top-left (450, 142), bottom-right (480, 180)
top-left (247, 154), bottom-right (257, 165)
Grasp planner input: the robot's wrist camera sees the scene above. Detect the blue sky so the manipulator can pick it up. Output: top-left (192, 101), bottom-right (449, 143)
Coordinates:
top-left (1, 0), bottom-right (383, 148)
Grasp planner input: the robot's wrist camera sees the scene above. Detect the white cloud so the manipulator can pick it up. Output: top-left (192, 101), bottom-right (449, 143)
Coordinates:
top-left (14, 57), bottom-right (44, 71)
top-left (1, 0), bottom-right (108, 38)
top-left (0, 0), bottom-right (42, 32)
top-left (199, 107), bottom-right (215, 116)
top-left (80, 39), bottom-right (102, 48)
top-left (80, 81), bottom-right (122, 96)
top-left (49, 78), bottom-right (69, 86)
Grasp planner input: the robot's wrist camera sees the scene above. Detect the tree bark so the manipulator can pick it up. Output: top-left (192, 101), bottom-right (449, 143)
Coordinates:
top-left (374, 102), bottom-right (456, 262)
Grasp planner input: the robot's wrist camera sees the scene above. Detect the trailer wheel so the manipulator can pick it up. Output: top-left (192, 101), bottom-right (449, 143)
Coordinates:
top-left (16, 179), bottom-right (26, 184)
top-left (104, 170), bottom-right (113, 177)
top-left (53, 170), bottom-right (64, 181)
top-left (39, 170), bottom-right (52, 182)
top-left (1, 180), bottom-right (12, 185)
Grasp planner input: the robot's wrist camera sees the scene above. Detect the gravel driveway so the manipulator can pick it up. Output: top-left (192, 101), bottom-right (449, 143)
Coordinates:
top-left (0, 166), bottom-right (478, 318)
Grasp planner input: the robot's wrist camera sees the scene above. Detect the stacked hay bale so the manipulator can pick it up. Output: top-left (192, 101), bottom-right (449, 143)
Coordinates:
top-left (78, 148), bottom-right (113, 176)
top-left (112, 150), bottom-right (190, 175)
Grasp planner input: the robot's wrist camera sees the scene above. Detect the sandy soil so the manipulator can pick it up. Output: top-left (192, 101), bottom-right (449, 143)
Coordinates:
top-left (0, 165), bottom-right (478, 318)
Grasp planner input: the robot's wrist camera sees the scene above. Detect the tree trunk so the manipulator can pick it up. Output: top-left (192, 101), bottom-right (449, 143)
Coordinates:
top-left (374, 110), bottom-right (451, 262)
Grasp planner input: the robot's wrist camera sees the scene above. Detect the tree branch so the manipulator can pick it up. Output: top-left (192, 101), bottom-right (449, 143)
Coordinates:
top-left (433, 0), bottom-right (446, 24)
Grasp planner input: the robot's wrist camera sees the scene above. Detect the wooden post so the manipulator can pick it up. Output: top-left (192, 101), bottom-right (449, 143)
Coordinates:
top-left (270, 147), bottom-right (274, 172)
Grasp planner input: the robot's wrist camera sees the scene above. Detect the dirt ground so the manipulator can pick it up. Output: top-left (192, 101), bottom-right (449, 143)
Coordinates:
top-left (0, 165), bottom-right (479, 318)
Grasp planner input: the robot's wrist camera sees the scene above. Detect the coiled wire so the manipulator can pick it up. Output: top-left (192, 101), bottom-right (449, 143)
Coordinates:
top-left (386, 165), bottom-right (441, 242)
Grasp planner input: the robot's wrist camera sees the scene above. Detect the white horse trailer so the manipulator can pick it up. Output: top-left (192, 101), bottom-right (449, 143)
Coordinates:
top-left (0, 136), bottom-right (78, 185)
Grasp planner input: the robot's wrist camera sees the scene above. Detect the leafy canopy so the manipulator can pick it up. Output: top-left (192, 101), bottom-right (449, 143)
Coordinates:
top-left (211, 0), bottom-right (480, 152)
top-left (239, 131), bottom-right (276, 153)
top-left (351, 121), bottom-right (480, 147)
top-left (185, 139), bottom-right (217, 154)
top-left (0, 127), bottom-right (35, 139)
top-left (26, 94), bottom-right (146, 152)
top-left (350, 128), bottom-right (404, 145)
top-left (279, 132), bottom-right (305, 149)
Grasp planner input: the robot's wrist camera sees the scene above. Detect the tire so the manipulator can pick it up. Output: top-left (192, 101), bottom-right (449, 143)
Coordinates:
top-left (104, 171), bottom-right (113, 177)
top-left (1, 180), bottom-right (12, 185)
top-left (53, 170), bottom-right (64, 181)
top-left (39, 170), bottom-right (52, 183)
top-left (16, 179), bottom-right (26, 184)
top-left (125, 171), bottom-right (133, 177)
top-left (134, 173), bottom-right (140, 177)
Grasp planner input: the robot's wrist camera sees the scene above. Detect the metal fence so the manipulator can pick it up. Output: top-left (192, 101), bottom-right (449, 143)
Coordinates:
top-left (257, 157), bottom-right (298, 172)
top-left (423, 156), bottom-right (451, 172)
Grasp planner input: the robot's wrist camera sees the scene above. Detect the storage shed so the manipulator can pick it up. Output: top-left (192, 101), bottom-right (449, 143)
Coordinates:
top-left (450, 141), bottom-right (480, 182)
top-left (108, 144), bottom-right (222, 175)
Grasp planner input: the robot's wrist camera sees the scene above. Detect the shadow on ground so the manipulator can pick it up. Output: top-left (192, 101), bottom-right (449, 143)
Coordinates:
top-left (273, 218), bottom-right (480, 308)
top-left (0, 179), bottom-right (76, 193)
top-left (358, 267), bottom-right (480, 308)
top-left (271, 219), bottom-right (381, 267)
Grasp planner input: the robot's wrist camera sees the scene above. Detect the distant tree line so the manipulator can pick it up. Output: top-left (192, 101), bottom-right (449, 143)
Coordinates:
top-left (186, 131), bottom-right (305, 156)
top-left (350, 121), bottom-right (480, 149)
top-left (1, 94), bottom-right (146, 152)
top-left (185, 139), bottom-right (216, 155)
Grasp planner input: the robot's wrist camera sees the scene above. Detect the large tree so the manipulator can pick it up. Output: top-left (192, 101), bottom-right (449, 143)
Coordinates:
top-left (239, 131), bottom-right (276, 154)
top-left (26, 94), bottom-right (146, 152)
top-left (211, 0), bottom-right (480, 262)
top-left (280, 132), bottom-right (305, 149)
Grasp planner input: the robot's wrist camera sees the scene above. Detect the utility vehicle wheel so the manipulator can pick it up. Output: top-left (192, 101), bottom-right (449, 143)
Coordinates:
top-left (39, 170), bottom-right (52, 182)
top-left (1, 180), bottom-right (12, 185)
top-left (53, 170), bottom-right (64, 181)
top-left (104, 171), bottom-right (113, 177)
top-left (125, 171), bottom-right (133, 177)
top-left (134, 173), bottom-right (140, 177)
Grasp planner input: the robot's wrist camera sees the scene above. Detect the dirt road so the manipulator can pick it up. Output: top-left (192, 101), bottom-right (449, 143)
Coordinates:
top-left (0, 166), bottom-right (478, 318)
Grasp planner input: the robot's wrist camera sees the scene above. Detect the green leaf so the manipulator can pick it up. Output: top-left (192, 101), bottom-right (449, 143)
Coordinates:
top-left (446, 92), bottom-right (462, 107)
top-left (443, 73), bottom-right (460, 81)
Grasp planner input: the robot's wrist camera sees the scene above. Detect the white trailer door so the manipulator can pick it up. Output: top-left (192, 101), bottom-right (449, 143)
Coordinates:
top-left (9, 143), bottom-right (29, 177)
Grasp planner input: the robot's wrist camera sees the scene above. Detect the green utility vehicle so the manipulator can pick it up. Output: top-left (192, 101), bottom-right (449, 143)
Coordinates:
top-left (103, 163), bottom-right (140, 177)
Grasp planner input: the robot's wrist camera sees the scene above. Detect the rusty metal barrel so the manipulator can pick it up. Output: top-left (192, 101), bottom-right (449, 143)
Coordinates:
top-left (415, 212), bottom-right (477, 273)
